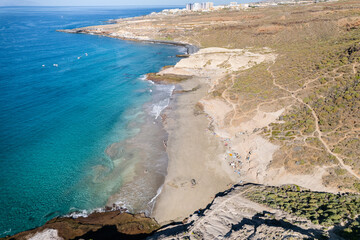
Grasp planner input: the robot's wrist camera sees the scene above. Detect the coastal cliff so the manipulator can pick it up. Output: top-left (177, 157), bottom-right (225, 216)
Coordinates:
top-left (5, 183), bottom-right (360, 239)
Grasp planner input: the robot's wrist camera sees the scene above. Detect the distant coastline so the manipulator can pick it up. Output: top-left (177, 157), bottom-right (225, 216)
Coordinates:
top-left (57, 29), bottom-right (199, 55)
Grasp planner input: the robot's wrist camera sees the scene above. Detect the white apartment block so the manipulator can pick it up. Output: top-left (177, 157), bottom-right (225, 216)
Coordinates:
top-left (193, 2), bottom-right (202, 11)
top-left (206, 2), bottom-right (214, 9)
top-left (186, 2), bottom-right (214, 11)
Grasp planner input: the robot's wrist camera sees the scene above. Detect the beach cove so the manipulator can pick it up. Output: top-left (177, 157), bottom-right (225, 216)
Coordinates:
top-left (4, 1), bottom-right (360, 239)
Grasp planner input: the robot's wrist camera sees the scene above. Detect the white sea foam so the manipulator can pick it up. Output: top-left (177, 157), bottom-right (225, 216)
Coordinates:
top-left (150, 85), bottom-right (175, 119)
top-left (146, 184), bottom-right (164, 216)
top-left (114, 200), bottom-right (133, 213)
top-left (180, 46), bottom-right (188, 54)
top-left (148, 184), bottom-right (163, 206)
top-left (138, 74), bottom-right (147, 81)
top-left (1, 229), bottom-right (11, 236)
top-left (66, 209), bottom-right (89, 218)
top-left (65, 207), bottom-right (105, 219)
top-left (138, 74), bottom-right (156, 85)
top-left (151, 98), bottom-right (170, 119)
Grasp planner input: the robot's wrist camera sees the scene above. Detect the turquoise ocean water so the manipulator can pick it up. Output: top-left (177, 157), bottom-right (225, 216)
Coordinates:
top-left (0, 6), bottom-right (183, 237)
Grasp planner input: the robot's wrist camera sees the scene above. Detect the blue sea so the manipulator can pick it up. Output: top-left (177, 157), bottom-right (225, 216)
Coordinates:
top-left (0, 6), bottom-right (184, 237)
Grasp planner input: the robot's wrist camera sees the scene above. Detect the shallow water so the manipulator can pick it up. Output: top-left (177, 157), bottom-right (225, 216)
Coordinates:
top-left (0, 6), bottom-right (183, 237)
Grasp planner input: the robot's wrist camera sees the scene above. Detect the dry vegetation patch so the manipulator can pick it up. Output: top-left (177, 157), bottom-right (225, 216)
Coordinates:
top-left (245, 184), bottom-right (360, 239)
top-left (186, 0), bottom-right (360, 192)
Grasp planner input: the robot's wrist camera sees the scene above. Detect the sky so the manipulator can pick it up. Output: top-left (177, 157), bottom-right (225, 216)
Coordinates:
top-left (0, 0), bottom-right (255, 6)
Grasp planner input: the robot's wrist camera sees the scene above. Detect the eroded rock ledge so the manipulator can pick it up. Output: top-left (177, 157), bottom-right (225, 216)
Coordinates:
top-left (3, 211), bottom-right (160, 240)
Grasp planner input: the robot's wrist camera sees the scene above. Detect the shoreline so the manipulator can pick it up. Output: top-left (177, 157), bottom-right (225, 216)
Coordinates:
top-left (58, 26), bottom-right (201, 219)
top-left (56, 29), bottom-right (199, 55)
top-left (103, 80), bottom-right (175, 216)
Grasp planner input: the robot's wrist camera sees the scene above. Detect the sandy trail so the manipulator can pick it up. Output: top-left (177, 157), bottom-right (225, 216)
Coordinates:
top-left (268, 65), bottom-right (360, 181)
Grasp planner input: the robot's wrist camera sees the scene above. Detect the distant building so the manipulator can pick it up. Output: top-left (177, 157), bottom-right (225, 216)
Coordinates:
top-left (186, 3), bottom-right (193, 10)
top-left (201, 2), bottom-right (213, 10)
top-left (230, 2), bottom-right (238, 6)
top-left (242, 3), bottom-right (249, 8)
top-left (206, 2), bottom-right (214, 9)
top-left (186, 2), bottom-right (214, 11)
top-left (193, 2), bottom-right (202, 11)
top-left (213, 5), bottom-right (226, 10)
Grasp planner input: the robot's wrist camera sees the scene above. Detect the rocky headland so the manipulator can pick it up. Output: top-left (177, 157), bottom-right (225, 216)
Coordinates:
top-left (3, 211), bottom-right (159, 240)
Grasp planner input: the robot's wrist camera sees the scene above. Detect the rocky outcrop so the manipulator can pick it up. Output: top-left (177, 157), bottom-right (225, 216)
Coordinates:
top-left (146, 73), bottom-right (191, 84)
top-left (148, 184), bottom-right (335, 240)
top-left (3, 211), bottom-right (160, 240)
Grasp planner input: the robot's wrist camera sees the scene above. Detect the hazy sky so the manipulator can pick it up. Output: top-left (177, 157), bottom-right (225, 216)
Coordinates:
top-left (0, 0), bottom-right (254, 6)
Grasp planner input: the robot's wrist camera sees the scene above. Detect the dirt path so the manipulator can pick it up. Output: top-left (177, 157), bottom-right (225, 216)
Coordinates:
top-left (267, 65), bottom-right (360, 181)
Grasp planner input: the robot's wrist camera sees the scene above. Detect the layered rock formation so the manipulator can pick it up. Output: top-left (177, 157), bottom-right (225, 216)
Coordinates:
top-left (150, 184), bottom-right (334, 240)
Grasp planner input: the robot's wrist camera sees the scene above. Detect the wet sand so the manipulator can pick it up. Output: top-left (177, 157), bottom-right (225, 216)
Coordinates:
top-left (103, 83), bottom-right (174, 215)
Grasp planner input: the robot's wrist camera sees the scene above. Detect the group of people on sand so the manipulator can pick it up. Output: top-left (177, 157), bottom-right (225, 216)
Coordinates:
top-left (225, 147), bottom-right (242, 176)
top-left (203, 116), bottom-right (244, 177)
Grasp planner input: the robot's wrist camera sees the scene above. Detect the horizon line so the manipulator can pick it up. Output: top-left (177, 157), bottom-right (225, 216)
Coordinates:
top-left (0, 4), bottom-right (186, 7)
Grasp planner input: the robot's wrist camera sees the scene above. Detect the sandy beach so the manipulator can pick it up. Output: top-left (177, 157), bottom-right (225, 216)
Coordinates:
top-left (152, 76), bottom-right (236, 224)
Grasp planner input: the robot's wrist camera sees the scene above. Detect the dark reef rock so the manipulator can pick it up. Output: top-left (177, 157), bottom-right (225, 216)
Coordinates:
top-left (176, 54), bottom-right (190, 58)
top-left (146, 73), bottom-right (191, 84)
top-left (3, 211), bottom-right (160, 240)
